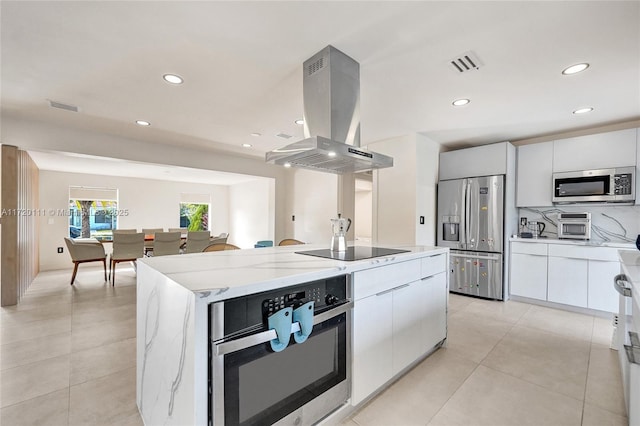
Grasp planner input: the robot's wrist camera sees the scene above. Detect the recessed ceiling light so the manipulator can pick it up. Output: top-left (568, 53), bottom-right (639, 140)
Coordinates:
top-left (136, 120), bottom-right (151, 126)
top-left (163, 74), bottom-right (183, 84)
top-left (242, 143), bottom-right (252, 148)
top-left (573, 107), bottom-right (594, 114)
top-left (283, 162), bottom-right (292, 168)
top-left (452, 98), bottom-right (470, 106)
top-left (251, 132), bottom-right (261, 137)
top-left (562, 63), bottom-right (589, 75)
top-left (295, 119), bottom-right (304, 125)
top-left (327, 151), bottom-right (337, 157)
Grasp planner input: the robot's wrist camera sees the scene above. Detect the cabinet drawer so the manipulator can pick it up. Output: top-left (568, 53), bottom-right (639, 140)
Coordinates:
top-left (511, 242), bottom-right (547, 256)
top-left (352, 259), bottom-right (421, 300)
top-left (548, 244), bottom-right (619, 261)
top-left (421, 253), bottom-right (446, 277)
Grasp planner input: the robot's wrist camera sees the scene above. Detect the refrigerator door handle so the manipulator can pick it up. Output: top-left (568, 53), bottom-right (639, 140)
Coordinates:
top-left (465, 180), bottom-right (471, 249)
top-left (451, 252), bottom-right (501, 261)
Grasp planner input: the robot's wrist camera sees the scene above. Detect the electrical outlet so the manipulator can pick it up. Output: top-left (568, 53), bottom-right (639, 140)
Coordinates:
top-left (520, 217), bottom-right (528, 227)
top-left (419, 216), bottom-right (425, 225)
top-left (292, 215), bottom-right (295, 221)
top-left (57, 247), bottom-right (63, 254)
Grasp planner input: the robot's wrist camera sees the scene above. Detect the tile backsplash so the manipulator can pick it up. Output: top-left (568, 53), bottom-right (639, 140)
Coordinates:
top-left (518, 205), bottom-right (640, 243)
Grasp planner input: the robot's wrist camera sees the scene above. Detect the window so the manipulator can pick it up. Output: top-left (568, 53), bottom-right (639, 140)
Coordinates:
top-left (179, 203), bottom-right (209, 231)
top-left (69, 187), bottom-right (118, 240)
top-left (179, 193), bottom-right (211, 231)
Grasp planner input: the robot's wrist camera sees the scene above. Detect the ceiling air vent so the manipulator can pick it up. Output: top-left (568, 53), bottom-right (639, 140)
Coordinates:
top-left (449, 51), bottom-right (483, 73)
top-left (48, 100), bottom-right (79, 112)
top-left (276, 133), bottom-right (293, 139)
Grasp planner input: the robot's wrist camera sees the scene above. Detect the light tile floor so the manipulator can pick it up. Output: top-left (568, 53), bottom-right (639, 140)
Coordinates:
top-left (0, 267), bottom-right (628, 426)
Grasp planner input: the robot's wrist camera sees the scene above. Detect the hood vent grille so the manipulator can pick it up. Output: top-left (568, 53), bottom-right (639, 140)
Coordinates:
top-left (449, 50), bottom-right (483, 73)
top-left (307, 57), bottom-right (325, 76)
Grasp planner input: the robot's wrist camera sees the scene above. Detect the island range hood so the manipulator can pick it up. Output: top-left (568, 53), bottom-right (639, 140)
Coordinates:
top-left (266, 46), bottom-right (393, 174)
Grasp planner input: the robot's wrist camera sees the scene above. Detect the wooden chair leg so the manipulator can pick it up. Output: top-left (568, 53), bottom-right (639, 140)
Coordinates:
top-left (112, 261), bottom-right (116, 286)
top-left (102, 258), bottom-right (107, 282)
top-left (70, 262), bottom-right (80, 285)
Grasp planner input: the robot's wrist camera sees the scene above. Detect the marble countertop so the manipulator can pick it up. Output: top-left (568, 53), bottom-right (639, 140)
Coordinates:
top-left (619, 250), bottom-right (640, 287)
top-left (509, 236), bottom-right (635, 249)
top-left (139, 243), bottom-right (447, 302)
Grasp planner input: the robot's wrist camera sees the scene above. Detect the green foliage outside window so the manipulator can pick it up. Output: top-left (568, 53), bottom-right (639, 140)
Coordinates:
top-left (180, 203), bottom-right (209, 231)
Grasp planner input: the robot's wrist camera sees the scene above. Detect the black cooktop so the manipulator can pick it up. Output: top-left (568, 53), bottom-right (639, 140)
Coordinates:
top-left (295, 246), bottom-right (410, 261)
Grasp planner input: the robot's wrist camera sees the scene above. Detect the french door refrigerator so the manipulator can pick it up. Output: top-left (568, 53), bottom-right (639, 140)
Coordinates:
top-left (437, 175), bottom-right (505, 300)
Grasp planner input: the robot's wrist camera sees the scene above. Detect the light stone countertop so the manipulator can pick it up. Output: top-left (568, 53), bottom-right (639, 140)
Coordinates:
top-left (509, 236), bottom-right (636, 249)
top-left (138, 243), bottom-right (448, 303)
top-left (619, 249), bottom-right (640, 287)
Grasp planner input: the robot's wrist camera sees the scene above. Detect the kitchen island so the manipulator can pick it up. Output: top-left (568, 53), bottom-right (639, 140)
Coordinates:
top-left (136, 243), bottom-right (448, 425)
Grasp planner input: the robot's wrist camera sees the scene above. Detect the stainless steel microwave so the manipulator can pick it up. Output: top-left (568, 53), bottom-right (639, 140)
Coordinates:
top-left (552, 166), bottom-right (635, 204)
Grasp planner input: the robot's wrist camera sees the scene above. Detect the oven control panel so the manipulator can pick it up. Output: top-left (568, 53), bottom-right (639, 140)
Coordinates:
top-left (222, 275), bottom-right (348, 335)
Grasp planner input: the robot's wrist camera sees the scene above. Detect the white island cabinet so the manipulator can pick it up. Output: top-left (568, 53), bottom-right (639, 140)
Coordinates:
top-left (136, 244), bottom-right (448, 426)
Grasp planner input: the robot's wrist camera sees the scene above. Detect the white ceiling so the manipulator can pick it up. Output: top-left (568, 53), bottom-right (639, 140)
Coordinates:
top-left (28, 151), bottom-right (264, 186)
top-left (2, 1), bottom-right (639, 170)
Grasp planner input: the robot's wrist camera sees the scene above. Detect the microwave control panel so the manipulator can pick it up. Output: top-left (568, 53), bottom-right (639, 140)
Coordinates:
top-left (614, 173), bottom-right (633, 195)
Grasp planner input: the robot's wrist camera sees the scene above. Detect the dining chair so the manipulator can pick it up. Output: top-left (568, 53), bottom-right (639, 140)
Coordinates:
top-left (202, 243), bottom-right (240, 252)
top-left (63, 237), bottom-right (107, 285)
top-left (152, 231), bottom-right (182, 256)
top-left (113, 229), bottom-right (137, 234)
top-left (278, 239), bottom-right (305, 246)
top-left (169, 228), bottom-right (187, 233)
top-left (109, 232), bottom-right (145, 286)
top-left (142, 228), bottom-right (163, 255)
top-left (186, 231), bottom-right (211, 253)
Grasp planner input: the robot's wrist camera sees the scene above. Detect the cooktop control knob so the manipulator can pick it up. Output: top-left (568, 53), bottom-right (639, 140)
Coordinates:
top-left (325, 294), bottom-right (339, 305)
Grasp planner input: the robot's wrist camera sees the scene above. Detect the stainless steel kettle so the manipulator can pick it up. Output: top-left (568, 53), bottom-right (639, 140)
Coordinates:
top-left (330, 213), bottom-right (351, 252)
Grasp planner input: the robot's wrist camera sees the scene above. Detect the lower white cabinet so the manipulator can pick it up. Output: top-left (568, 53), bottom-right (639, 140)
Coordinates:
top-left (548, 256), bottom-right (588, 308)
top-left (351, 255), bottom-right (448, 405)
top-left (351, 290), bottom-right (393, 405)
top-left (510, 253), bottom-right (548, 300)
top-left (588, 260), bottom-right (620, 312)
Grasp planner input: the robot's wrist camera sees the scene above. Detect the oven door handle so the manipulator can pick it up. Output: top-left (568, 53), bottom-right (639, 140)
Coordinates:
top-left (214, 301), bottom-right (353, 356)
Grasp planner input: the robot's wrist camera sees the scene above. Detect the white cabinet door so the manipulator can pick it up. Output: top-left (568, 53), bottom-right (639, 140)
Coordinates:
top-left (351, 291), bottom-right (393, 405)
top-left (516, 142), bottom-right (554, 207)
top-left (510, 253), bottom-right (548, 300)
top-left (439, 142), bottom-right (509, 180)
top-left (423, 272), bottom-right (447, 351)
top-left (392, 281), bottom-right (425, 375)
top-left (636, 129), bottom-right (639, 206)
top-left (588, 260), bottom-right (620, 313)
top-left (548, 256), bottom-right (588, 307)
top-left (553, 128), bottom-right (637, 172)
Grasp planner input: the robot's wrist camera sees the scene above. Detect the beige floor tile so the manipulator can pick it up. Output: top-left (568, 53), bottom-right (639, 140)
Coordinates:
top-left (352, 348), bottom-right (478, 425)
top-left (517, 304), bottom-right (594, 341)
top-left (0, 355), bottom-right (70, 408)
top-left (0, 316), bottom-right (71, 346)
top-left (458, 298), bottom-right (531, 324)
top-left (1, 332), bottom-right (71, 370)
top-left (445, 310), bottom-right (513, 363)
top-left (482, 325), bottom-right (590, 400)
top-left (111, 412), bottom-right (145, 426)
top-left (592, 315), bottom-right (616, 347)
top-left (69, 367), bottom-right (139, 426)
top-left (0, 302), bottom-right (71, 326)
top-left (70, 337), bottom-right (136, 385)
top-left (339, 420), bottom-right (360, 426)
top-left (71, 317), bottom-right (136, 353)
top-left (72, 302), bottom-right (137, 330)
top-left (4, 293), bottom-right (72, 311)
top-left (428, 365), bottom-right (583, 426)
top-left (585, 343), bottom-right (626, 416)
top-left (581, 403), bottom-right (628, 426)
top-left (447, 293), bottom-right (474, 313)
top-left (0, 388), bottom-right (69, 426)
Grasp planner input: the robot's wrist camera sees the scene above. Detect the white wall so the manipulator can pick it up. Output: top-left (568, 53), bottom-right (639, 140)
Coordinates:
top-left (415, 134), bottom-right (441, 246)
top-left (40, 171), bottom-right (274, 270)
top-left (355, 189), bottom-right (372, 240)
top-left (228, 179), bottom-right (275, 248)
top-left (290, 169), bottom-right (338, 244)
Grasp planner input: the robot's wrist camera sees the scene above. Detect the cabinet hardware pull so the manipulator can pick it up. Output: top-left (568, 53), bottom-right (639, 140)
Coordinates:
top-left (421, 275), bottom-right (434, 281)
top-left (376, 283), bottom-right (410, 297)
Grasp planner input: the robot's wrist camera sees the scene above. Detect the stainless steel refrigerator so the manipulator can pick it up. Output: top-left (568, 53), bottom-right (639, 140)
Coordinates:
top-left (437, 175), bottom-right (505, 300)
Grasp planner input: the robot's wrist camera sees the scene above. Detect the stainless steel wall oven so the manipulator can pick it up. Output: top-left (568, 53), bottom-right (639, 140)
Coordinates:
top-left (210, 276), bottom-right (352, 426)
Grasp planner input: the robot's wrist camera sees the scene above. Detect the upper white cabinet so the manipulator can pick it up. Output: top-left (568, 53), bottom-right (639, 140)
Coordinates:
top-left (552, 128), bottom-right (637, 172)
top-left (439, 141), bottom-right (513, 180)
top-left (516, 141), bottom-right (554, 207)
